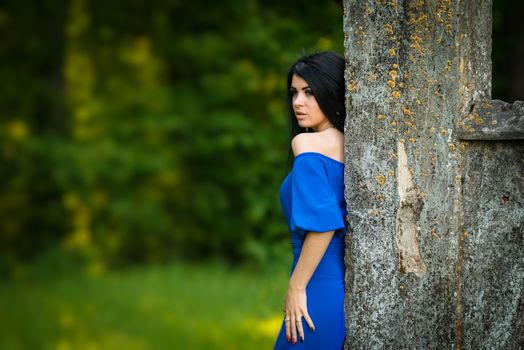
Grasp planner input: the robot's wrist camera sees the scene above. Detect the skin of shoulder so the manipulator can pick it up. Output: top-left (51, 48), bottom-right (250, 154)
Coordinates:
top-left (291, 130), bottom-right (344, 160)
top-left (291, 133), bottom-right (317, 156)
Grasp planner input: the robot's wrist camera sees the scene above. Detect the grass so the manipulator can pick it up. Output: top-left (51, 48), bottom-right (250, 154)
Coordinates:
top-left (0, 257), bottom-right (292, 350)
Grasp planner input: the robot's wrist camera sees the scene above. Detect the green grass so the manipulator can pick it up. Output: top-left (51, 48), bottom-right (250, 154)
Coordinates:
top-left (0, 258), bottom-right (292, 350)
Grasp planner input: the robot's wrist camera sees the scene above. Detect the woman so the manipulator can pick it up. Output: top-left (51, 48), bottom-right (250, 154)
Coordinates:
top-left (273, 51), bottom-right (348, 349)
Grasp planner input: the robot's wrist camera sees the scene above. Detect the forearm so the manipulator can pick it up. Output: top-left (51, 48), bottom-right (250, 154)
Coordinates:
top-left (289, 230), bottom-right (335, 290)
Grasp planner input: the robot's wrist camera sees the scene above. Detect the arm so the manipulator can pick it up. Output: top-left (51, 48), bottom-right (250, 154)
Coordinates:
top-left (289, 230), bottom-right (335, 289)
top-left (284, 230), bottom-right (335, 344)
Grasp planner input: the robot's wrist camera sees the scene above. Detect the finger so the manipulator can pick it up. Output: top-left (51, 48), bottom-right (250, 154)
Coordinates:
top-left (290, 314), bottom-right (297, 344)
top-left (303, 311), bottom-right (315, 332)
top-left (296, 315), bottom-right (305, 342)
top-left (285, 315), bottom-right (291, 342)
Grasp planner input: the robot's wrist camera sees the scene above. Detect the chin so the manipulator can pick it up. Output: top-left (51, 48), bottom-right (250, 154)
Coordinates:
top-left (297, 121), bottom-right (308, 127)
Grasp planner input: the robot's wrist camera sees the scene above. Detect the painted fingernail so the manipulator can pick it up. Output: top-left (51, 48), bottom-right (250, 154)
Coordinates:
top-left (287, 335), bottom-right (290, 342)
top-left (300, 336), bottom-right (304, 343)
top-left (292, 338), bottom-right (296, 345)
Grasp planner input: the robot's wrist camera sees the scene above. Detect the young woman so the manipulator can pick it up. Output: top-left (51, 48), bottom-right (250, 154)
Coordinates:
top-left (273, 52), bottom-right (348, 349)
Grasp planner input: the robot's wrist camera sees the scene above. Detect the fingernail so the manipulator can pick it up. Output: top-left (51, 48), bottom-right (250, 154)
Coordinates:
top-left (292, 338), bottom-right (296, 345)
top-left (287, 335), bottom-right (290, 342)
top-left (300, 337), bottom-right (304, 343)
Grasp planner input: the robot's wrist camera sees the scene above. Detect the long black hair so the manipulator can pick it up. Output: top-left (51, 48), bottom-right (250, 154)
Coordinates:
top-left (284, 51), bottom-right (346, 172)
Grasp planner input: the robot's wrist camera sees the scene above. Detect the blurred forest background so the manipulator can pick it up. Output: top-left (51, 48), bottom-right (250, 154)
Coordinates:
top-left (0, 0), bottom-right (345, 278)
top-left (0, 0), bottom-right (522, 349)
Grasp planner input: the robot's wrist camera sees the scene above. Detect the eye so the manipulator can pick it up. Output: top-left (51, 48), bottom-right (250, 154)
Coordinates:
top-left (305, 89), bottom-right (314, 96)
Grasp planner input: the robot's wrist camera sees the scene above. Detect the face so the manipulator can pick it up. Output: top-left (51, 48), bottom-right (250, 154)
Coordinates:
top-left (290, 74), bottom-right (332, 132)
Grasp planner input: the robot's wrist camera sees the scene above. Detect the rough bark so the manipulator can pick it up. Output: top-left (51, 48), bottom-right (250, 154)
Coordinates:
top-left (342, 1), bottom-right (523, 349)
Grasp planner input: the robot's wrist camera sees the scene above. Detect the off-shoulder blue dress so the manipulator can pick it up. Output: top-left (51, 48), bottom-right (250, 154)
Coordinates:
top-left (273, 152), bottom-right (348, 350)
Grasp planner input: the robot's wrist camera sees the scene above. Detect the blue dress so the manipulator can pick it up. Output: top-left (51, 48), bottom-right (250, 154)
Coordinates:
top-left (273, 152), bottom-right (348, 350)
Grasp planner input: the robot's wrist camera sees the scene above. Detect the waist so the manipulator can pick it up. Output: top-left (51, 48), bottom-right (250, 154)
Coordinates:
top-left (291, 237), bottom-right (345, 256)
top-left (290, 239), bottom-right (345, 279)
top-left (290, 254), bottom-right (345, 279)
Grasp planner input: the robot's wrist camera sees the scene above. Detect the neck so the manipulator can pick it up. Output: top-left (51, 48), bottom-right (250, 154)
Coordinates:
top-left (313, 124), bottom-right (335, 132)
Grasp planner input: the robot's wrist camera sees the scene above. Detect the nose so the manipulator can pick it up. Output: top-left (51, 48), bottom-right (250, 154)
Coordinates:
top-left (293, 91), bottom-right (305, 108)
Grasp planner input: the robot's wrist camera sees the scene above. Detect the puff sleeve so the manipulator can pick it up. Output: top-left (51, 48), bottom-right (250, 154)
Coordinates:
top-left (289, 155), bottom-right (346, 235)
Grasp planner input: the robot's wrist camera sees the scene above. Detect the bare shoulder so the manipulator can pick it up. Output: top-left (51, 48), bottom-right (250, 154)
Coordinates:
top-left (291, 133), bottom-right (315, 155)
top-left (291, 129), bottom-right (344, 162)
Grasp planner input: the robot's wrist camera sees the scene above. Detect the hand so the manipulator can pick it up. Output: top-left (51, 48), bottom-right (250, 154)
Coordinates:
top-left (283, 284), bottom-right (315, 344)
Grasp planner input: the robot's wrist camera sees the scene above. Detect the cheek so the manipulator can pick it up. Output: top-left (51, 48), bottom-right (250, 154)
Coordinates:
top-left (311, 98), bottom-right (321, 111)
top-left (311, 101), bottom-right (323, 117)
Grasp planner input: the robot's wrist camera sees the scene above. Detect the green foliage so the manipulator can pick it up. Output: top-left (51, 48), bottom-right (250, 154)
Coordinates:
top-left (0, 0), bottom-right (344, 273)
top-left (0, 261), bottom-right (290, 349)
top-left (492, 0), bottom-right (524, 101)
